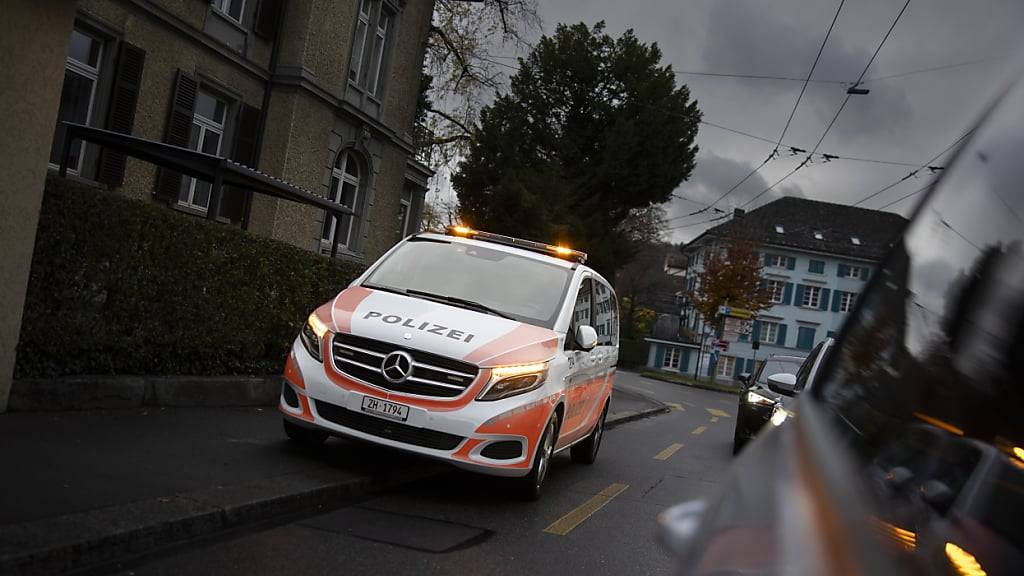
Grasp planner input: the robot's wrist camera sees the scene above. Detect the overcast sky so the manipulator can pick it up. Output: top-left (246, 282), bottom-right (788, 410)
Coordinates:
top-left (518, 0), bottom-right (1024, 243)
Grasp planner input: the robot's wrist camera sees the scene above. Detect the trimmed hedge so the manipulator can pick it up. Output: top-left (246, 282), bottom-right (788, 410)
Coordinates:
top-left (16, 177), bottom-right (364, 378)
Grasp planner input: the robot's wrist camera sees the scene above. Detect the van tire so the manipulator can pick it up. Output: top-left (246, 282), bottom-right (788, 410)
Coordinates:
top-left (518, 413), bottom-right (558, 501)
top-left (283, 419), bottom-right (328, 446)
top-left (571, 403), bottom-right (607, 465)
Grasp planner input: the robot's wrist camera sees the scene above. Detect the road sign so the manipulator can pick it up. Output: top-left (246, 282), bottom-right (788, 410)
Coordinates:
top-left (718, 305), bottom-right (757, 320)
top-left (721, 317), bottom-right (754, 342)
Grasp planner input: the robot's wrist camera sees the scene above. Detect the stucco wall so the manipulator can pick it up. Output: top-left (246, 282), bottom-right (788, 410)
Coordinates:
top-left (0, 0), bottom-right (78, 411)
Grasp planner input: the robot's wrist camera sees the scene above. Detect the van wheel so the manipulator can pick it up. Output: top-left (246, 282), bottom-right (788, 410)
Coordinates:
top-left (571, 404), bottom-right (607, 465)
top-left (283, 419), bottom-right (328, 446)
top-left (519, 413), bottom-right (558, 501)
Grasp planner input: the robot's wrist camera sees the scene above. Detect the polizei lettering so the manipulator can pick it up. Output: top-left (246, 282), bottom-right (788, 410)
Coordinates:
top-left (362, 311), bottom-right (476, 343)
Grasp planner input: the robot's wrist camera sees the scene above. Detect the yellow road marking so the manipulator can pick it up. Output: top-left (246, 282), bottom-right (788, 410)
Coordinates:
top-left (710, 416), bottom-right (719, 423)
top-left (665, 402), bottom-right (686, 411)
top-left (691, 425), bottom-right (707, 435)
top-left (706, 408), bottom-right (731, 418)
top-left (544, 483), bottom-right (629, 535)
top-left (653, 443), bottom-right (684, 460)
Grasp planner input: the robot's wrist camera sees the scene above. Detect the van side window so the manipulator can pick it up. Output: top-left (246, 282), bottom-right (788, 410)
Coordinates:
top-left (594, 281), bottom-right (615, 346)
top-left (568, 278), bottom-right (593, 349)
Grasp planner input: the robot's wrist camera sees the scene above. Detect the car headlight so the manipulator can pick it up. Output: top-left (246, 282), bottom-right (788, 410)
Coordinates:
top-left (477, 362), bottom-right (549, 401)
top-left (770, 405), bottom-right (790, 426)
top-left (744, 389), bottom-right (776, 406)
top-left (299, 312), bottom-right (329, 362)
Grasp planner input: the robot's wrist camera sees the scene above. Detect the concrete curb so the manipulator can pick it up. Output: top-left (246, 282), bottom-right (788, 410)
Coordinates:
top-left (606, 404), bottom-right (671, 429)
top-left (639, 371), bottom-right (741, 396)
top-left (9, 376), bottom-right (281, 411)
top-left (0, 462), bottom-right (443, 576)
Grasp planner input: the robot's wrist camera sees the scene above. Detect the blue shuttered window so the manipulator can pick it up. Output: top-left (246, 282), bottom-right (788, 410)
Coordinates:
top-left (786, 256), bottom-right (796, 270)
top-left (794, 284), bottom-right (805, 307)
top-left (745, 358), bottom-right (755, 373)
top-left (808, 260), bottom-right (825, 273)
top-left (681, 350), bottom-right (690, 372)
top-left (837, 263), bottom-right (849, 277)
top-left (783, 282), bottom-right (793, 305)
top-left (819, 288), bottom-right (831, 311)
top-left (831, 290), bottom-right (843, 312)
top-left (654, 344), bottom-right (665, 368)
top-left (797, 327), bottom-right (816, 350)
top-left (777, 324), bottom-right (788, 346)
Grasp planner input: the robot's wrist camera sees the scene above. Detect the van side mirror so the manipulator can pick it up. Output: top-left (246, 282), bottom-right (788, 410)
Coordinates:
top-left (575, 325), bottom-right (598, 351)
top-left (766, 373), bottom-right (797, 396)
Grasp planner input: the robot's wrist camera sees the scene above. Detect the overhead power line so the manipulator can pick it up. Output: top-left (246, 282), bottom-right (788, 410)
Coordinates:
top-left (664, 212), bottom-right (733, 232)
top-left (739, 0), bottom-right (913, 210)
top-left (876, 182), bottom-right (932, 210)
top-left (852, 129), bottom-right (973, 207)
top-left (688, 0), bottom-right (847, 216)
top-left (673, 70), bottom-right (847, 84)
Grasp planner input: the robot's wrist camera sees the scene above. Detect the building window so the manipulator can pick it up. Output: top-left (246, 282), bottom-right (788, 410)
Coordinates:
top-left (767, 254), bottom-right (786, 268)
top-left (322, 150), bottom-right (362, 250)
top-left (178, 89), bottom-right (228, 211)
top-left (839, 291), bottom-right (856, 313)
top-left (796, 326), bottom-right (816, 350)
top-left (349, 0), bottom-right (392, 97)
top-left (808, 260), bottom-right (825, 274)
top-left (716, 355), bottom-right (736, 377)
top-left (760, 321), bottom-right (780, 345)
top-left (851, 236), bottom-right (861, 245)
top-left (775, 225), bottom-right (785, 234)
top-left (844, 265), bottom-right (864, 280)
top-left (49, 29), bottom-right (104, 173)
top-left (802, 285), bottom-right (822, 308)
top-left (211, 0), bottom-right (245, 23)
top-left (766, 279), bottom-right (784, 304)
top-left (663, 347), bottom-right (680, 370)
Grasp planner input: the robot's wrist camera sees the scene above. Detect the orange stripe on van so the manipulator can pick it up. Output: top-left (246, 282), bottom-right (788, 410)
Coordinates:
top-left (327, 286), bottom-right (374, 333)
top-left (283, 350), bottom-right (306, 389)
top-left (462, 324), bottom-right (559, 367)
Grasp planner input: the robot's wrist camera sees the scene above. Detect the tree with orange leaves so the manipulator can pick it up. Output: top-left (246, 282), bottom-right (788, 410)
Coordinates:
top-left (690, 238), bottom-right (773, 325)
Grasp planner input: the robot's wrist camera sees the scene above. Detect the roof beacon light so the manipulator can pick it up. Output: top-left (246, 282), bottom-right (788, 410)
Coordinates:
top-left (444, 227), bottom-right (588, 264)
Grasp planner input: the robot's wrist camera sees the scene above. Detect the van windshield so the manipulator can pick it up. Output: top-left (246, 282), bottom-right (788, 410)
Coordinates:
top-left (362, 239), bottom-right (573, 328)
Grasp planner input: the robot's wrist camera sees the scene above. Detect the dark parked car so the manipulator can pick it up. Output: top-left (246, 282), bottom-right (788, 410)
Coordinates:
top-left (661, 63), bottom-right (1024, 575)
top-left (733, 340), bottom-right (835, 454)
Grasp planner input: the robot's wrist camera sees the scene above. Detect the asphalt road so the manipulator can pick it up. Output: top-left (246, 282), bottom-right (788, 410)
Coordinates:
top-left (106, 373), bottom-right (739, 576)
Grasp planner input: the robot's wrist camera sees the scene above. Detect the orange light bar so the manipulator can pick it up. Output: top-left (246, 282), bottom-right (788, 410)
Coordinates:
top-left (450, 225), bottom-right (475, 237)
top-left (443, 227), bottom-right (588, 263)
top-left (945, 542), bottom-right (986, 576)
top-left (913, 412), bottom-right (964, 436)
top-left (555, 246), bottom-right (573, 256)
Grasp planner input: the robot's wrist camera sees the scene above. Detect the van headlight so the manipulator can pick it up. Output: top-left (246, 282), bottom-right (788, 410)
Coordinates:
top-left (477, 362), bottom-right (549, 401)
top-left (744, 389), bottom-right (776, 406)
top-left (299, 312), bottom-right (329, 362)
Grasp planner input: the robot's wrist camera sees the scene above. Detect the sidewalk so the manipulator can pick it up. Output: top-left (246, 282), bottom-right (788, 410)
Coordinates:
top-left (0, 390), bottom-right (665, 574)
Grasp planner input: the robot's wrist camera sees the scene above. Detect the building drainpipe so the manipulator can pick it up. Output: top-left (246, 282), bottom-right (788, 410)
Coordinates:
top-left (242, 3), bottom-right (288, 230)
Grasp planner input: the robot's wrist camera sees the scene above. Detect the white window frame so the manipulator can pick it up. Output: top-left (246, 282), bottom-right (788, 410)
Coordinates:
top-left (760, 321), bottom-right (780, 345)
top-left (398, 196), bottom-right (411, 237)
top-left (802, 285), bottom-right (821, 308)
top-left (179, 90), bottom-right (227, 212)
top-left (766, 279), bottom-right (784, 304)
top-left (322, 151), bottom-right (361, 251)
top-left (663, 347), bottom-right (681, 370)
top-left (844, 266), bottom-right (863, 279)
top-left (366, 8), bottom-right (390, 96)
top-left (51, 29), bottom-right (103, 174)
top-left (768, 254), bottom-right (786, 268)
top-left (839, 291), bottom-right (855, 313)
top-left (211, 0), bottom-right (246, 23)
top-left (349, 0), bottom-right (372, 83)
top-left (716, 355), bottom-right (736, 377)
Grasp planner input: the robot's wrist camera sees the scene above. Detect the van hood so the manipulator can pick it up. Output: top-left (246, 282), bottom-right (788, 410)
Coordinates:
top-left (313, 286), bottom-right (561, 368)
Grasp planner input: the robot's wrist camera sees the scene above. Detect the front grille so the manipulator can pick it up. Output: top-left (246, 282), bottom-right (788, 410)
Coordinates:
top-left (331, 333), bottom-right (479, 398)
top-left (480, 441), bottom-right (523, 460)
top-left (314, 400), bottom-right (465, 451)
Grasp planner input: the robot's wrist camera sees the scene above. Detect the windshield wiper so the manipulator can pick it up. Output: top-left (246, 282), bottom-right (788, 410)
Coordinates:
top-left (361, 282), bottom-right (408, 296)
top-left (404, 289), bottom-right (514, 320)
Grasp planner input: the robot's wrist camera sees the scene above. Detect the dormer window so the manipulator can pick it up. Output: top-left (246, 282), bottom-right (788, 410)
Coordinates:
top-left (814, 232), bottom-right (824, 240)
top-left (851, 236), bottom-right (861, 245)
top-left (775, 225), bottom-right (785, 234)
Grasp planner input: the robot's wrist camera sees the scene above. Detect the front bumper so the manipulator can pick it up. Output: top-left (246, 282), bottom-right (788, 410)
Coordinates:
top-left (279, 337), bottom-right (558, 478)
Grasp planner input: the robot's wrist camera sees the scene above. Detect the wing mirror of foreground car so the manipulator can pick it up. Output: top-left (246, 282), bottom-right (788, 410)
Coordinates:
top-left (658, 499), bottom-right (708, 557)
top-left (575, 325), bottom-right (598, 351)
top-left (766, 373), bottom-right (797, 396)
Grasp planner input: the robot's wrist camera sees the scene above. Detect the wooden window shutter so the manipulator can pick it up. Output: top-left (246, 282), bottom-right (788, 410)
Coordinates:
top-left (219, 103), bottom-right (262, 223)
top-left (255, 0), bottom-right (284, 40)
top-left (154, 71), bottom-right (197, 201)
top-left (98, 42), bottom-right (146, 187)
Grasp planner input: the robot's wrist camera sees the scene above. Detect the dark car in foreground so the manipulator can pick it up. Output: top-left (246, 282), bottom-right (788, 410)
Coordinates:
top-left (661, 64), bottom-right (1024, 575)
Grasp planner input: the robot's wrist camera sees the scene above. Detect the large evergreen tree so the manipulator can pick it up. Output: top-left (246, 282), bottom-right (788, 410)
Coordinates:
top-left (453, 22), bottom-right (701, 278)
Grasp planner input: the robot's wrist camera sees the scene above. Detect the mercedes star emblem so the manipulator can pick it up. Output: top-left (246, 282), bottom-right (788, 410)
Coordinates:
top-left (381, 351), bottom-right (414, 384)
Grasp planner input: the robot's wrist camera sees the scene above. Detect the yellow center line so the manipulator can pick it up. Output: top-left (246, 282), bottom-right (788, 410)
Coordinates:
top-left (710, 416), bottom-right (719, 423)
top-left (665, 402), bottom-right (686, 411)
top-left (706, 408), bottom-right (731, 418)
top-left (543, 483), bottom-right (629, 536)
top-left (691, 425), bottom-right (707, 435)
top-left (653, 443), bottom-right (684, 460)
